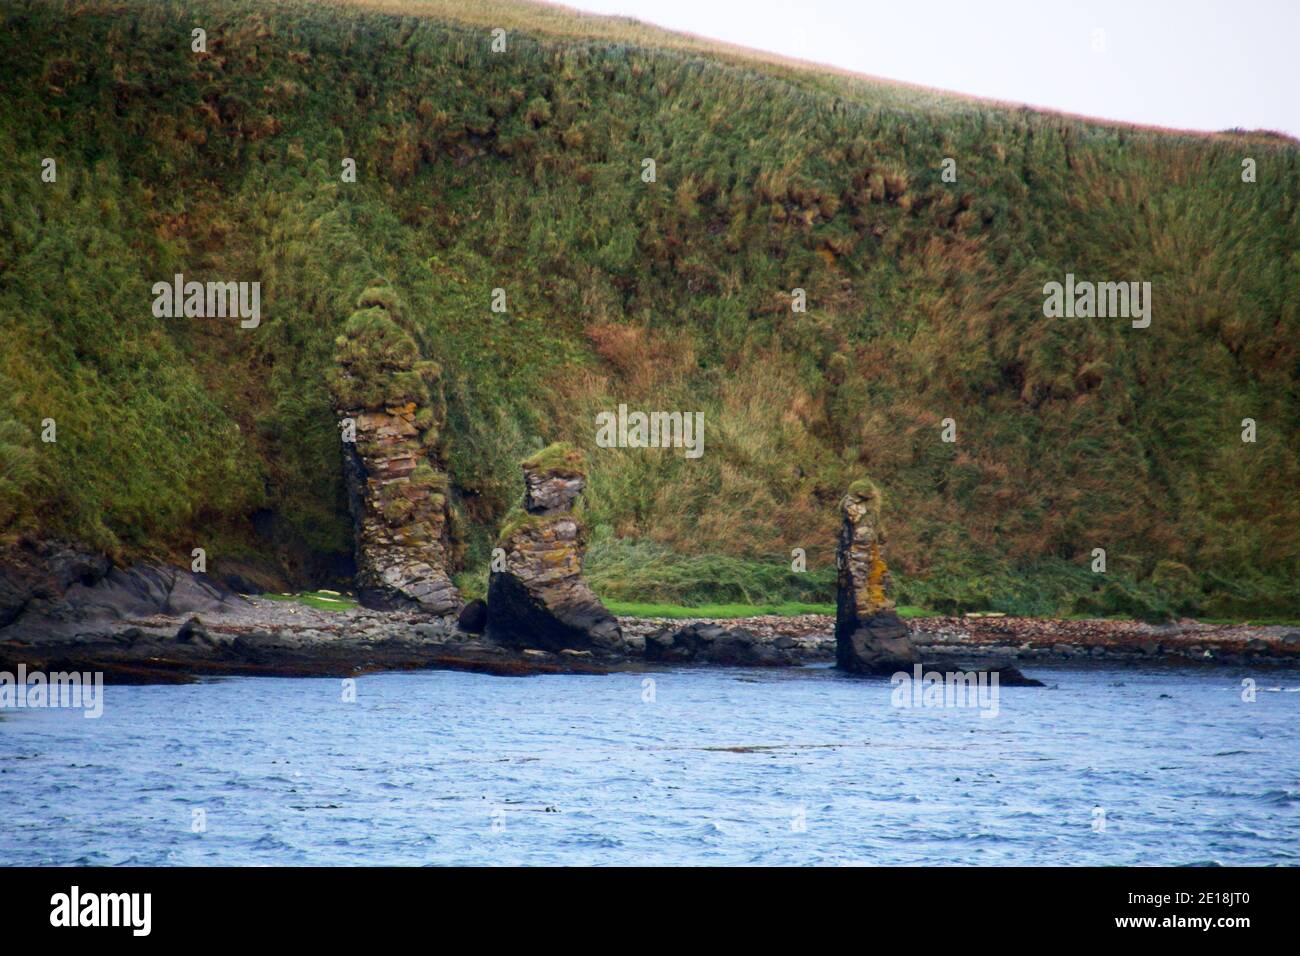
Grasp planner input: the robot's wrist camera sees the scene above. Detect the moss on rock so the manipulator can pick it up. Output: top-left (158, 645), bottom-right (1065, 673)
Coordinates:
top-left (521, 442), bottom-right (585, 478)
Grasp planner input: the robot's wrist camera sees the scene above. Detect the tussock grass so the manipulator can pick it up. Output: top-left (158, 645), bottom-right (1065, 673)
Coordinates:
top-left (0, 0), bottom-right (1295, 618)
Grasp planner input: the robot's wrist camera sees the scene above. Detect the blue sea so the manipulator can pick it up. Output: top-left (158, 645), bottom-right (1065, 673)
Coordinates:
top-left (2, 664), bottom-right (1298, 865)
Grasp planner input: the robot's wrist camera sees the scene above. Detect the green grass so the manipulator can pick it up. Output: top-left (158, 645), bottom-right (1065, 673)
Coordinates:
top-left (604, 601), bottom-right (936, 619)
top-left (605, 599), bottom-right (1300, 624)
top-left (1198, 617), bottom-right (1300, 628)
top-left (260, 591), bottom-right (359, 611)
top-left (0, 0), bottom-right (1295, 620)
top-left (606, 600), bottom-right (834, 619)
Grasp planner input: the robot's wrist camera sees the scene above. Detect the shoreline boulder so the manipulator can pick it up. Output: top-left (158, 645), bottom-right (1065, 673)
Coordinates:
top-left (486, 444), bottom-right (622, 653)
top-left (644, 622), bottom-right (796, 665)
top-left (0, 540), bottom-right (245, 642)
top-left (835, 478), bottom-right (920, 674)
top-left (328, 285), bottom-right (461, 615)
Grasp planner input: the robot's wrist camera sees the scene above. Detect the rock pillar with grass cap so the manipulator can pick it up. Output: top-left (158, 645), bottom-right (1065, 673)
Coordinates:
top-left (327, 283), bottom-right (461, 614)
top-left (486, 443), bottom-right (622, 653)
top-left (835, 477), bottom-right (920, 674)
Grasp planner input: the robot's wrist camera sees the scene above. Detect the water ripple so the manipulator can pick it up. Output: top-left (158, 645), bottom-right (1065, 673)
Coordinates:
top-left (1, 665), bottom-right (1298, 865)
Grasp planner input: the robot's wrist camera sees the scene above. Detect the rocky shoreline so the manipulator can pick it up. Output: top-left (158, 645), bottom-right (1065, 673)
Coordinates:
top-left (3, 471), bottom-right (1296, 684)
top-left (3, 593), bottom-right (1298, 686)
top-left (625, 614), bottom-right (1300, 666)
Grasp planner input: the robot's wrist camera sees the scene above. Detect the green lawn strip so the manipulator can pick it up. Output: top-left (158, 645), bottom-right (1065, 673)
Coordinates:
top-left (604, 600), bottom-right (931, 619)
top-left (260, 591), bottom-right (358, 612)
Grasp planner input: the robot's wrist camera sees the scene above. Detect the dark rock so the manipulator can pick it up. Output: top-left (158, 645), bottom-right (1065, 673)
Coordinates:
top-left (488, 570), bottom-right (621, 653)
top-left (931, 658), bottom-right (1046, 687)
top-left (63, 565), bottom-right (235, 621)
top-left (645, 623), bottom-right (705, 662)
top-left (176, 616), bottom-right (210, 645)
top-left (644, 628), bottom-right (680, 661)
top-left (43, 545), bottom-right (112, 590)
top-left (524, 472), bottom-right (584, 515)
top-left (1, 543), bottom-right (247, 641)
top-left (0, 568), bottom-right (29, 629)
top-left (0, 541), bottom-right (111, 628)
top-left (990, 664), bottom-right (1045, 687)
top-left (457, 598), bottom-right (488, 634)
top-left (838, 609), bottom-right (918, 675)
top-left (220, 573), bottom-right (263, 595)
top-left (644, 623), bottom-right (793, 665)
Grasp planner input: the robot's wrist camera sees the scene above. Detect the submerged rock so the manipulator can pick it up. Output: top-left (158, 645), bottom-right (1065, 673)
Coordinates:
top-left (486, 444), bottom-right (622, 653)
top-left (835, 478), bottom-right (920, 674)
top-left (328, 285), bottom-right (461, 615)
top-left (939, 658), bottom-right (1045, 687)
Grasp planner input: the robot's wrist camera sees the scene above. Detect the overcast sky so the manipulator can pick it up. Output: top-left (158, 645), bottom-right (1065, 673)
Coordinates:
top-left (561, 0), bottom-right (1299, 137)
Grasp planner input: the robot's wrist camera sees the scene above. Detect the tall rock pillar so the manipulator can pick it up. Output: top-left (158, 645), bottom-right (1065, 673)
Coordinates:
top-left (327, 285), bottom-right (460, 614)
top-left (486, 443), bottom-right (621, 652)
top-left (835, 478), bottom-right (919, 674)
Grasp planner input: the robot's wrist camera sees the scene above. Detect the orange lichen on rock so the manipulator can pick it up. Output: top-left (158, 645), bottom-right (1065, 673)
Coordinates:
top-left (836, 478), bottom-right (917, 674)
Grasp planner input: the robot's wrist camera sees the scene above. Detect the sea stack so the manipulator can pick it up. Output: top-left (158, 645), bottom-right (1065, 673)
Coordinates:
top-left (486, 443), bottom-right (622, 653)
top-left (835, 478), bottom-right (920, 674)
top-left (327, 284), bottom-right (461, 614)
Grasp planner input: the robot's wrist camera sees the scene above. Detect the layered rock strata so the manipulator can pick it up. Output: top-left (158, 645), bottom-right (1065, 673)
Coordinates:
top-left (835, 478), bottom-right (921, 674)
top-left (328, 285), bottom-right (460, 613)
top-left (486, 444), bottom-right (621, 652)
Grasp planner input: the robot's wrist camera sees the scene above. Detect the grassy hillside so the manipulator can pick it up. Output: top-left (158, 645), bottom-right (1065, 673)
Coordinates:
top-left (1, 0), bottom-right (1296, 619)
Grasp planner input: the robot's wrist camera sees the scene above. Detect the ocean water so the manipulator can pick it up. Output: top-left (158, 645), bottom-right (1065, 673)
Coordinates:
top-left (1, 664), bottom-right (1297, 866)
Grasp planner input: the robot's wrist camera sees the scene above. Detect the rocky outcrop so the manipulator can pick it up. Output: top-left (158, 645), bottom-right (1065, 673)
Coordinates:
top-left (835, 478), bottom-right (921, 674)
top-left (457, 598), bottom-right (487, 634)
top-left (0, 594), bottom-right (613, 684)
top-left (834, 481), bottom-right (1042, 685)
top-left (644, 622), bottom-right (798, 665)
top-left (0, 539), bottom-right (246, 641)
top-left (486, 444), bottom-right (622, 653)
top-left (328, 285), bottom-right (460, 614)
top-left (0, 540), bottom-right (112, 628)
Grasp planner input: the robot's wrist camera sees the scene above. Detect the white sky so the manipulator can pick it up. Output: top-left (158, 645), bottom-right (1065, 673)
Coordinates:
top-left (560, 0), bottom-right (1300, 137)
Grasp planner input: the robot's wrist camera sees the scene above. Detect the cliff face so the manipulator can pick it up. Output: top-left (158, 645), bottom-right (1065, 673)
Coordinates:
top-left (328, 287), bottom-right (460, 614)
top-left (486, 444), bottom-right (622, 652)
